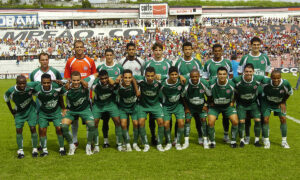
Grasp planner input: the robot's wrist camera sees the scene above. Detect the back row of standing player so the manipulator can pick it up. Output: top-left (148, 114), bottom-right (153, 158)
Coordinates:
top-left (5, 37), bottom-right (292, 158)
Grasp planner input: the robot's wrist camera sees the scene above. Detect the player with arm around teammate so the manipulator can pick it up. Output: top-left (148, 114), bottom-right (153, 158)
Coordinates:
top-left (4, 75), bottom-right (39, 158)
top-left (261, 70), bottom-right (293, 149)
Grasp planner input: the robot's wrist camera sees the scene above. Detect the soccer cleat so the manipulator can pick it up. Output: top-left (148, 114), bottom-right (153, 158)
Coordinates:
top-left (40, 151), bottom-right (48, 157)
top-left (86, 144), bottom-right (93, 155)
top-left (143, 144), bottom-right (150, 152)
top-left (126, 144), bottom-right (132, 152)
top-left (93, 146), bottom-right (100, 153)
top-left (151, 136), bottom-right (158, 146)
top-left (209, 142), bottom-right (216, 149)
top-left (230, 143), bottom-right (238, 148)
top-left (132, 143), bottom-right (141, 152)
top-left (164, 143), bottom-right (172, 151)
top-left (239, 141), bottom-right (245, 148)
top-left (117, 145), bottom-right (123, 152)
top-left (38, 145), bottom-right (42, 152)
top-left (198, 137), bottom-right (203, 145)
top-left (244, 136), bottom-right (250, 145)
top-left (223, 135), bottom-right (230, 144)
top-left (32, 151), bottom-right (39, 158)
top-left (103, 143), bottom-right (110, 148)
top-left (59, 149), bottom-right (66, 156)
top-left (68, 144), bottom-right (76, 155)
top-left (156, 144), bottom-right (164, 152)
top-left (264, 140), bottom-right (270, 149)
top-left (17, 149), bottom-right (25, 159)
top-left (281, 141), bottom-right (290, 149)
top-left (182, 142), bottom-right (189, 150)
top-left (172, 138), bottom-right (177, 146)
top-left (254, 141), bottom-right (262, 147)
top-left (175, 144), bottom-right (182, 150)
top-left (203, 138), bottom-right (209, 149)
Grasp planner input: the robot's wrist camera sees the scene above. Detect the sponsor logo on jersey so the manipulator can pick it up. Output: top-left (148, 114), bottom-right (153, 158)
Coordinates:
top-left (178, 86), bottom-right (182, 90)
top-left (84, 66), bottom-right (88, 71)
top-left (280, 90), bottom-right (285, 94)
top-left (261, 60), bottom-right (265, 64)
top-left (20, 98), bottom-right (32, 108)
top-left (163, 66), bottom-right (167, 70)
top-left (154, 83), bottom-right (158, 87)
top-left (200, 89), bottom-right (204, 93)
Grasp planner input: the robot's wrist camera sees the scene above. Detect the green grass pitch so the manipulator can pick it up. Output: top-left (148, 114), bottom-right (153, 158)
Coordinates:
top-left (0, 74), bottom-right (300, 179)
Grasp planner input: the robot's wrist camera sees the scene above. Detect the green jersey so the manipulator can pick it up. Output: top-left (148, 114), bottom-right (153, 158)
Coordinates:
top-left (161, 78), bottom-right (184, 109)
top-left (238, 53), bottom-right (271, 76)
top-left (30, 66), bottom-right (62, 82)
top-left (116, 83), bottom-right (137, 109)
top-left (4, 82), bottom-right (38, 112)
top-left (135, 75), bottom-right (161, 108)
top-left (233, 75), bottom-right (264, 105)
top-left (91, 78), bottom-right (116, 107)
top-left (183, 78), bottom-right (211, 109)
top-left (203, 58), bottom-right (232, 80)
top-left (262, 78), bottom-right (293, 107)
top-left (64, 75), bottom-right (95, 112)
top-left (209, 78), bottom-right (235, 107)
top-left (97, 62), bottom-right (123, 79)
top-left (175, 57), bottom-right (203, 76)
top-left (34, 82), bottom-right (65, 114)
top-left (144, 58), bottom-right (172, 79)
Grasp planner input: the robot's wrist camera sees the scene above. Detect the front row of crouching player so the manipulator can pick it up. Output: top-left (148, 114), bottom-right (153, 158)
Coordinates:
top-left (4, 64), bottom-right (293, 158)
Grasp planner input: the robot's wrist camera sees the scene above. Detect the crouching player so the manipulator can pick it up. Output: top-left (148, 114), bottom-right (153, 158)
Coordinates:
top-left (183, 69), bottom-right (211, 149)
top-left (34, 74), bottom-right (67, 156)
top-left (161, 66), bottom-right (186, 151)
top-left (261, 70), bottom-right (293, 149)
top-left (61, 71), bottom-right (96, 155)
top-left (232, 63), bottom-right (264, 147)
top-left (91, 70), bottom-right (123, 152)
top-left (135, 66), bottom-right (165, 152)
top-left (4, 75), bottom-right (39, 158)
top-left (207, 67), bottom-right (239, 148)
top-left (115, 69), bottom-right (139, 151)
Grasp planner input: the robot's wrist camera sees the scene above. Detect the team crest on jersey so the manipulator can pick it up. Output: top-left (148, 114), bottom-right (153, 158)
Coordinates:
top-left (163, 66), bottom-right (167, 70)
top-left (280, 90), bottom-right (285, 94)
top-left (193, 66), bottom-right (196, 69)
top-left (261, 60), bottom-right (265, 64)
top-left (53, 92), bottom-right (58, 97)
top-left (135, 67), bottom-right (139, 71)
top-left (84, 66), bottom-right (88, 71)
top-left (154, 83), bottom-right (158, 87)
top-left (178, 86), bottom-right (182, 90)
top-left (200, 89), bottom-right (204, 93)
top-left (115, 71), bottom-right (118, 75)
top-left (226, 89), bottom-right (231, 94)
top-left (254, 85), bottom-right (257, 89)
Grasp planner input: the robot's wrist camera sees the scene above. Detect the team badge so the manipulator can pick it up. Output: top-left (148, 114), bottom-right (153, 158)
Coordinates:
top-left (178, 86), bottom-right (182, 90)
top-left (226, 89), bottom-right (231, 94)
top-left (53, 92), bottom-right (58, 97)
top-left (84, 66), bottom-right (88, 71)
top-left (193, 66), bottom-right (196, 69)
top-left (200, 89), bottom-right (204, 93)
top-left (280, 90), bottom-right (284, 94)
top-left (135, 67), bottom-right (139, 71)
top-left (261, 60), bottom-right (265, 64)
top-left (163, 66), bottom-right (166, 70)
top-left (115, 71), bottom-right (118, 75)
top-left (154, 83), bottom-right (158, 87)
top-left (254, 85), bottom-right (257, 89)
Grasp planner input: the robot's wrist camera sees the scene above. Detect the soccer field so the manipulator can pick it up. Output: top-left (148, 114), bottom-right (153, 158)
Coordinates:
top-left (0, 74), bottom-right (299, 179)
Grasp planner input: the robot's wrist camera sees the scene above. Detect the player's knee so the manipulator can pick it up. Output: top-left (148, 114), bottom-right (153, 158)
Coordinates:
top-left (185, 118), bottom-right (191, 123)
top-left (240, 119), bottom-right (245, 124)
top-left (133, 120), bottom-right (139, 128)
top-left (254, 118), bottom-right (260, 122)
top-left (280, 117), bottom-right (286, 124)
top-left (56, 127), bottom-right (63, 135)
top-left (164, 121), bottom-right (170, 128)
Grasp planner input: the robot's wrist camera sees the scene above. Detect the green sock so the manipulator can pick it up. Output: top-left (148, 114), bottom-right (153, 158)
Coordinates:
top-left (201, 121), bottom-right (207, 137)
top-left (16, 134), bottom-right (23, 149)
top-left (231, 125), bottom-right (238, 141)
top-left (139, 126), bottom-right (148, 145)
top-left (165, 128), bottom-right (171, 144)
top-left (238, 123), bottom-right (245, 138)
top-left (133, 127), bottom-right (139, 143)
top-left (177, 127), bottom-right (184, 144)
top-left (40, 136), bottom-right (47, 149)
top-left (280, 123), bottom-right (287, 137)
top-left (184, 123), bottom-right (191, 137)
top-left (31, 133), bottom-right (38, 148)
top-left (122, 129), bottom-right (130, 144)
top-left (62, 124), bottom-right (73, 144)
top-left (263, 124), bottom-right (269, 138)
top-left (208, 126), bottom-right (215, 142)
top-left (157, 126), bottom-right (164, 145)
top-left (94, 129), bottom-right (99, 146)
top-left (115, 126), bottom-right (123, 146)
top-left (254, 121), bottom-right (261, 138)
top-left (57, 135), bottom-right (64, 148)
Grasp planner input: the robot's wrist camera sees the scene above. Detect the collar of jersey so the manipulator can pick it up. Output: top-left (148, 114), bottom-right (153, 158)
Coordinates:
top-left (181, 57), bottom-right (193, 62)
top-left (249, 52), bottom-right (261, 57)
top-left (152, 57), bottom-right (164, 62)
top-left (120, 81), bottom-right (131, 89)
top-left (105, 62), bottom-right (116, 68)
top-left (189, 78), bottom-right (200, 86)
top-left (42, 84), bottom-right (53, 93)
top-left (14, 85), bottom-right (24, 92)
top-left (242, 75), bottom-right (254, 83)
top-left (271, 79), bottom-right (283, 87)
top-left (217, 79), bottom-right (228, 86)
top-left (70, 83), bottom-right (82, 90)
top-left (211, 57), bottom-right (224, 63)
top-left (39, 67), bottom-right (51, 74)
top-left (166, 78), bottom-right (178, 86)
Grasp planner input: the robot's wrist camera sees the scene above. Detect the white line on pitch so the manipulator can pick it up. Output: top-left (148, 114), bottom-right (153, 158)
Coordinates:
top-left (286, 115), bottom-right (300, 124)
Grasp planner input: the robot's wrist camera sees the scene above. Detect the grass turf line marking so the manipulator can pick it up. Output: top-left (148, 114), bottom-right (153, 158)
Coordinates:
top-left (287, 115), bottom-right (300, 124)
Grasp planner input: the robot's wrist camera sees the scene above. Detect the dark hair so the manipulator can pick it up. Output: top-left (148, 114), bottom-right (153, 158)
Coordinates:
top-left (152, 42), bottom-right (163, 51)
top-left (71, 71), bottom-right (81, 78)
top-left (217, 66), bottom-right (228, 73)
top-left (105, 48), bottom-right (114, 55)
top-left (41, 73), bottom-right (51, 81)
top-left (168, 66), bottom-right (178, 75)
top-left (99, 70), bottom-right (108, 77)
top-left (123, 69), bottom-right (133, 75)
top-left (212, 44), bottom-right (222, 51)
top-left (182, 41), bottom-right (192, 50)
top-left (126, 42), bottom-right (136, 50)
top-left (244, 63), bottom-right (254, 71)
top-left (74, 40), bottom-right (84, 47)
top-left (145, 66), bottom-right (156, 74)
top-left (231, 54), bottom-right (237, 60)
top-left (250, 37), bottom-right (261, 45)
top-left (38, 52), bottom-right (49, 61)
top-left (190, 69), bottom-right (200, 75)
top-left (271, 70), bottom-right (281, 76)
top-left (16, 75), bottom-right (26, 82)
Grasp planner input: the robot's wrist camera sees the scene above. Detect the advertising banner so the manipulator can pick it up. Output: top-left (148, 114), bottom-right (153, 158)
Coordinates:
top-left (139, 4), bottom-right (168, 19)
top-left (0, 13), bottom-right (38, 28)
